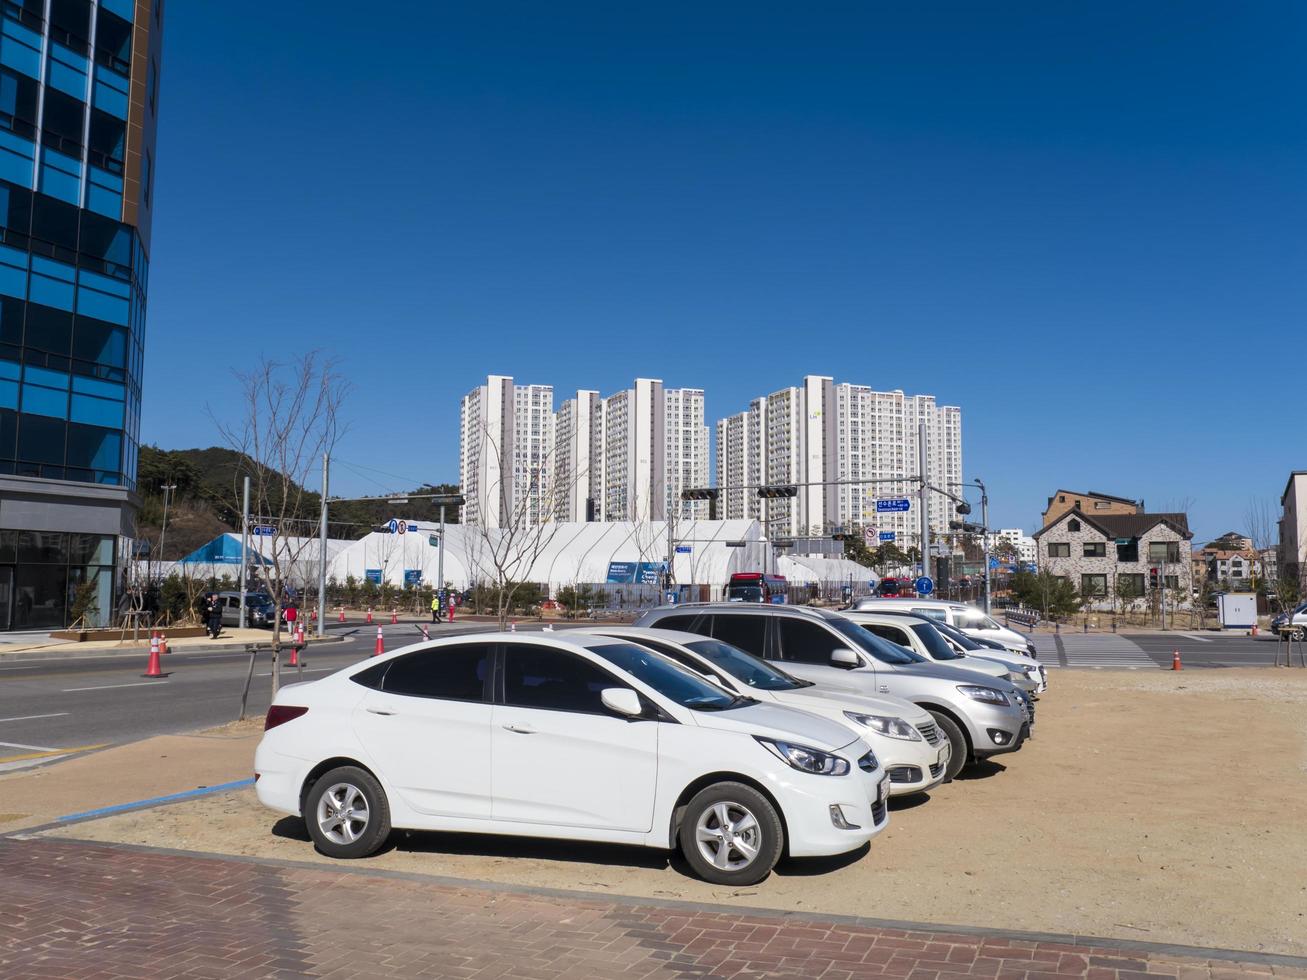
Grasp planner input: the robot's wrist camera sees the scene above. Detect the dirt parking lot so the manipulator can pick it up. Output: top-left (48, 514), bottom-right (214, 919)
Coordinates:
top-left (45, 669), bottom-right (1307, 956)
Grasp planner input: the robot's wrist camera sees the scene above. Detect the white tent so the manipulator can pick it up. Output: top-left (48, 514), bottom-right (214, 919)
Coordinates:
top-left (778, 554), bottom-right (879, 597)
top-left (327, 519), bottom-right (770, 598)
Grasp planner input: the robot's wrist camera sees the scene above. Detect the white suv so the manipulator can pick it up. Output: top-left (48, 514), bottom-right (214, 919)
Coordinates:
top-left (853, 598), bottom-right (1038, 659)
top-left (255, 632), bottom-right (890, 886)
top-left (586, 627), bottom-right (951, 797)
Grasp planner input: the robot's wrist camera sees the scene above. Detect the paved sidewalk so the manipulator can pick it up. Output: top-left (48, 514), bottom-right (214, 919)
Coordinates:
top-left (2, 836), bottom-right (1300, 979)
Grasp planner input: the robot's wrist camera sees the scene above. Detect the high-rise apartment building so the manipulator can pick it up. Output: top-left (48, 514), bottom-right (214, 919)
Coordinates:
top-left (663, 386), bottom-right (708, 522)
top-left (0, 0), bottom-right (163, 630)
top-left (716, 376), bottom-right (963, 546)
top-left (458, 376), bottom-right (554, 528)
top-left (553, 389), bottom-right (600, 523)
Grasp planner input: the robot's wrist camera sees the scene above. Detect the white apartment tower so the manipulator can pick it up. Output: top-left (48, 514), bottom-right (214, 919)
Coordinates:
top-left (664, 387), bottom-right (710, 521)
top-left (716, 375), bottom-right (963, 546)
top-left (553, 390), bottom-right (602, 522)
top-left (459, 376), bottom-right (555, 528)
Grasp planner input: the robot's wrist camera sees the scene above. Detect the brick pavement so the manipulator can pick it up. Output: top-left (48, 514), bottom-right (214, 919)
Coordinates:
top-left (1, 837), bottom-right (1302, 979)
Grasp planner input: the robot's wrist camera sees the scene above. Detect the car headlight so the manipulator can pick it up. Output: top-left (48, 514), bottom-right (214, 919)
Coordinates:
top-left (842, 711), bottom-right (923, 741)
top-left (755, 737), bottom-right (851, 776)
top-left (957, 685), bottom-right (1010, 706)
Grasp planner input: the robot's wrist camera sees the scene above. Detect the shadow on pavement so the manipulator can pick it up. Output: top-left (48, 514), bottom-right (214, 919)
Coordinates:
top-left (773, 842), bottom-right (870, 877)
top-left (953, 758), bottom-right (1008, 781)
top-left (888, 791), bottom-right (933, 812)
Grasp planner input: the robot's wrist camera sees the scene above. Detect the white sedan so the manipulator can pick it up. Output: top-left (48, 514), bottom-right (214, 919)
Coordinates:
top-left (585, 626), bottom-right (951, 797)
top-left (255, 631), bottom-right (890, 886)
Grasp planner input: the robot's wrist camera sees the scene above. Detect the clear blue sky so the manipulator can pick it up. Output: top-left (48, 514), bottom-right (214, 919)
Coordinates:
top-left (142, 1), bottom-right (1305, 541)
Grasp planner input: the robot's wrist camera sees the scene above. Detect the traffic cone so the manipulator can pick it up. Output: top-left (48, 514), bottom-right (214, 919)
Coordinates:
top-left (159, 632), bottom-right (168, 655)
top-left (338, 607), bottom-right (345, 623)
top-left (142, 634), bottom-right (169, 679)
top-left (390, 609), bottom-right (398, 625)
top-left (1251, 624), bottom-right (1259, 637)
top-left (421, 624), bottom-right (430, 641)
top-left (311, 608), bottom-right (317, 623)
top-left (374, 626), bottom-right (384, 656)
top-left (1171, 650), bottom-right (1182, 671)
top-left (510, 621), bottom-right (516, 633)
top-left (366, 608), bottom-right (373, 625)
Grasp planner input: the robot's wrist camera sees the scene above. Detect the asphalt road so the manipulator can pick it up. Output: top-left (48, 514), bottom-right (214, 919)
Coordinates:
top-left (1028, 630), bottom-right (1297, 669)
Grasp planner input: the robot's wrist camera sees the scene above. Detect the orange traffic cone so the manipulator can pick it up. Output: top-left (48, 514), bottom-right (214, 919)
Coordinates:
top-left (338, 607), bottom-right (345, 623)
top-left (390, 609), bottom-right (398, 625)
top-left (448, 599), bottom-right (455, 623)
top-left (421, 624), bottom-right (430, 641)
top-left (374, 626), bottom-right (384, 657)
top-left (311, 608), bottom-right (318, 623)
top-left (1171, 650), bottom-right (1182, 671)
top-left (142, 634), bottom-right (169, 678)
top-left (366, 608), bottom-right (373, 625)
top-left (159, 632), bottom-right (168, 655)
top-left (510, 621), bottom-right (516, 633)
top-left (1251, 624), bottom-right (1259, 637)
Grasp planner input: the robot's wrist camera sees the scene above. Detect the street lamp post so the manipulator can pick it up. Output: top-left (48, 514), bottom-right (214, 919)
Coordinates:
top-left (157, 484), bottom-right (178, 574)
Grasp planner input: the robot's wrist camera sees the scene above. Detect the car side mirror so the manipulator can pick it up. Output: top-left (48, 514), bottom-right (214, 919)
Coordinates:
top-left (830, 648), bottom-right (860, 669)
top-left (600, 688), bottom-right (644, 718)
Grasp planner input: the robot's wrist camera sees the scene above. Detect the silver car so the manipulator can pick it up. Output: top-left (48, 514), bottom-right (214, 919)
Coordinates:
top-left (634, 603), bottom-right (1030, 781)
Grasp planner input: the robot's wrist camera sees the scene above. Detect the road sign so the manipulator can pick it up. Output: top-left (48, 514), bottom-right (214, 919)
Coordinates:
top-left (875, 498), bottom-right (911, 513)
top-left (914, 576), bottom-right (934, 595)
top-left (397, 520), bottom-right (407, 535)
top-left (879, 531), bottom-right (896, 542)
top-left (252, 525), bottom-right (275, 537)
top-left (387, 519), bottom-right (398, 533)
top-left (428, 534), bottom-right (439, 547)
top-left (675, 545), bottom-right (692, 554)
top-left (988, 557), bottom-right (999, 569)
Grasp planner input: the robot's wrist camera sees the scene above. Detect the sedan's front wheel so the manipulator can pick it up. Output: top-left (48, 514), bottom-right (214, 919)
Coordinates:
top-left (679, 782), bottom-right (783, 886)
top-left (928, 711), bottom-right (968, 781)
top-left (304, 766), bottom-right (391, 859)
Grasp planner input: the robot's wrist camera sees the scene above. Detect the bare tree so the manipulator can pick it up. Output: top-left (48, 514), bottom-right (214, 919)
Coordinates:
top-left (214, 352), bottom-right (348, 698)
top-left (1246, 497), bottom-right (1300, 624)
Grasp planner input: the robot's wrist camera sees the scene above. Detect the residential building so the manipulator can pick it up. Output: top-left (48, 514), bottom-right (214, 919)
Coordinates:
top-left (0, 1), bottom-right (164, 630)
top-left (553, 390), bottom-right (600, 522)
top-left (1033, 510), bottom-right (1194, 605)
top-left (458, 376), bottom-right (554, 528)
top-left (1196, 549), bottom-right (1260, 589)
top-left (597, 379), bottom-right (707, 523)
top-left (715, 376), bottom-right (963, 545)
top-left (1041, 490), bottom-right (1142, 527)
top-left (988, 528), bottom-right (1038, 565)
top-left (1279, 472), bottom-right (1307, 589)
top-left (1206, 531), bottom-right (1254, 553)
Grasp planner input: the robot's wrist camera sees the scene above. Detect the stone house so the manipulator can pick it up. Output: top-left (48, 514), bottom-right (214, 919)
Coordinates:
top-left (1033, 510), bottom-right (1194, 607)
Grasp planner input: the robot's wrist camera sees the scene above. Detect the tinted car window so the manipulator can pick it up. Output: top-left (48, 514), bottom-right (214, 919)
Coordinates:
top-left (831, 618), bottom-right (924, 665)
top-left (651, 614), bottom-right (702, 634)
top-left (776, 618), bottom-right (846, 665)
top-left (910, 622), bottom-right (962, 660)
top-left (383, 644), bottom-right (491, 702)
top-left (589, 641), bottom-right (739, 710)
top-left (686, 638), bottom-right (806, 691)
top-left (502, 644), bottom-right (628, 715)
top-left (861, 622), bottom-right (914, 649)
top-left (710, 614), bottom-right (766, 657)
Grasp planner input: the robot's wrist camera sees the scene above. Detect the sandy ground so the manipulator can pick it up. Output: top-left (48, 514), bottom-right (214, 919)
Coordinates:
top-left (40, 670), bottom-right (1307, 956)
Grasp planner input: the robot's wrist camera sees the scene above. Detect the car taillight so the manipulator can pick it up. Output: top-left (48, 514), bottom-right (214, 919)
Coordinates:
top-left (264, 705), bottom-right (308, 731)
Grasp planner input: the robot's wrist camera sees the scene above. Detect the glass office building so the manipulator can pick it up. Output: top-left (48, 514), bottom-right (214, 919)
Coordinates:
top-left (0, 0), bottom-right (162, 629)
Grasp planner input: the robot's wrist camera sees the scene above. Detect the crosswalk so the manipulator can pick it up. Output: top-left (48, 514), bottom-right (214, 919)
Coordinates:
top-left (1045, 634), bottom-right (1158, 669)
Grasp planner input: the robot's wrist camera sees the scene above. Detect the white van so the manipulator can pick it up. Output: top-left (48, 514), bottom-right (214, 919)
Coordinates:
top-left (852, 598), bottom-right (1037, 659)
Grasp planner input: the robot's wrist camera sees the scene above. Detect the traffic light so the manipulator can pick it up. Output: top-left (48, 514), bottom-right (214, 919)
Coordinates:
top-left (681, 488), bottom-right (718, 501)
top-left (757, 485), bottom-right (798, 499)
top-left (955, 501), bottom-right (972, 516)
top-left (1149, 567), bottom-right (1160, 591)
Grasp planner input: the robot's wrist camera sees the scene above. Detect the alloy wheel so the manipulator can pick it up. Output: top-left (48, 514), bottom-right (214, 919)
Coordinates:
top-left (694, 800), bottom-right (761, 871)
top-left (316, 782), bottom-right (370, 845)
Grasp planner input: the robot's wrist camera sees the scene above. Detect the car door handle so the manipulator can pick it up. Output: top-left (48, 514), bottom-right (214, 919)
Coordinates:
top-left (366, 707), bottom-right (396, 716)
top-left (501, 724), bottom-right (536, 734)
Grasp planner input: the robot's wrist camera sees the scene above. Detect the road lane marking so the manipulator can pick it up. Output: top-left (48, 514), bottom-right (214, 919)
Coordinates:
top-left (61, 681), bottom-right (170, 692)
top-left (57, 777), bottom-right (255, 823)
top-left (1178, 633), bottom-right (1213, 642)
top-left (0, 743), bottom-right (107, 766)
top-left (0, 739), bottom-right (58, 751)
top-left (0, 712), bottom-right (69, 723)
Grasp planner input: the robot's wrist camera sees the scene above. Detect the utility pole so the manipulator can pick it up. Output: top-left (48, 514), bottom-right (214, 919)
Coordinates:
top-left (978, 478), bottom-right (991, 614)
top-left (918, 420), bottom-right (930, 582)
top-left (238, 476), bottom-right (250, 628)
top-left (157, 484), bottom-right (177, 572)
top-left (437, 501), bottom-right (447, 602)
top-left (317, 454), bottom-right (329, 638)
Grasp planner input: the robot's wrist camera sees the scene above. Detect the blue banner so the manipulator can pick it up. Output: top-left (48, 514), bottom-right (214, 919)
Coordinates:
top-left (365, 569), bottom-right (382, 584)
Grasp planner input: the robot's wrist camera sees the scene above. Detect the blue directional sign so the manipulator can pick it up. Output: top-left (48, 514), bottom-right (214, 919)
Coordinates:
top-left (879, 531), bottom-right (896, 542)
top-left (387, 519), bottom-right (398, 533)
top-left (252, 525), bottom-right (275, 537)
top-left (675, 545), bottom-right (692, 554)
top-left (988, 557), bottom-right (999, 569)
top-left (875, 498), bottom-right (912, 513)
top-left (914, 576), bottom-right (934, 595)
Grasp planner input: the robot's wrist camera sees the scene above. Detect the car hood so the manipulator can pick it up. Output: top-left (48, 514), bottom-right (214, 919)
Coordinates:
top-left (774, 687), bottom-right (933, 727)
top-left (932, 656), bottom-right (1008, 679)
top-left (897, 660), bottom-right (1017, 691)
top-left (687, 700), bottom-right (861, 752)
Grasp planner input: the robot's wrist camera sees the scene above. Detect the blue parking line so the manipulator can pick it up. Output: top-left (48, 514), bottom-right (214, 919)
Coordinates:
top-left (57, 778), bottom-right (255, 823)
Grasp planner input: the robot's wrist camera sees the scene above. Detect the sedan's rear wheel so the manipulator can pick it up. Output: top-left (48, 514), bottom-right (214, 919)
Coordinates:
top-left (927, 711), bottom-right (968, 781)
top-left (679, 782), bottom-right (783, 886)
top-left (304, 766), bottom-right (391, 859)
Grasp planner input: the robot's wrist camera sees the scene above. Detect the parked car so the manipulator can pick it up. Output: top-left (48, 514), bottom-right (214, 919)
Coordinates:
top-left (218, 591), bottom-right (277, 628)
top-left (839, 611), bottom-right (1045, 696)
top-left (882, 613), bottom-right (1049, 694)
top-left (583, 626), bottom-right (950, 797)
top-left (1270, 602), bottom-right (1307, 639)
top-left (255, 631), bottom-right (890, 886)
top-left (852, 597), bottom-right (1038, 659)
top-left (634, 604), bottom-right (1030, 781)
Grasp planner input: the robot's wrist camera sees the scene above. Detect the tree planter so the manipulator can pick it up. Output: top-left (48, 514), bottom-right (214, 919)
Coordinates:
top-left (50, 626), bottom-right (210, 642)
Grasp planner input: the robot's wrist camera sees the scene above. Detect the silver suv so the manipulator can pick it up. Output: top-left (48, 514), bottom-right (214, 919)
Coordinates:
top-left (634, 603), bottom-right (1030, 781)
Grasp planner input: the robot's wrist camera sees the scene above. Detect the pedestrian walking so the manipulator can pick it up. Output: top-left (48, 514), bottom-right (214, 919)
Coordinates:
top-left (431, 591), bottom-right (442, 623)
top-left (205, 592), bottom-right (223, 639)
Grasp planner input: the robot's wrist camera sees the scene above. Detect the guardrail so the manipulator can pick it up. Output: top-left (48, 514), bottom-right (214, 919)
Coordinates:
top-left (1003, 609), bottom-right (1040, 630)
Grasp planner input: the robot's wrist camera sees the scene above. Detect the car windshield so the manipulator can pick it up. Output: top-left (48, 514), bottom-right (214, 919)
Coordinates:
top-left (910, 622), bottom-right (963, 660)
top-left (589, 641), bottom-right (747, 711)
top-left (727, 585), bottom-right (763, 601)
top-left (929, 620), bottom-right (985, 651)
top-left (826, 616), bottom-right (926, 665)
top-left (685, 638), bottom-right (808, 691)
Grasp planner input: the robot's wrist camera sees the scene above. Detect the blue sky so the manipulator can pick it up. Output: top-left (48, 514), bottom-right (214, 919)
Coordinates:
top-left (142, 2), bottom-right (1305, 540)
